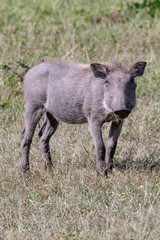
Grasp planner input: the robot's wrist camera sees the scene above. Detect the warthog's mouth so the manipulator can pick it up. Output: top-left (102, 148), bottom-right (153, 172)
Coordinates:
top-left (114, 109), bottom-right (131, 119)
top-left (107, 109), bottom-right (131, 123)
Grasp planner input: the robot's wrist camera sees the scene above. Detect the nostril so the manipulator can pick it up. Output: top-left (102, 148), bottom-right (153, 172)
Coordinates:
top-left (114, 109), bottom-right (131, 119)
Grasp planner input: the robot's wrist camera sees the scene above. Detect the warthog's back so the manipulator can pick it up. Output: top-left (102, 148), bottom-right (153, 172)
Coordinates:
top-left (24, 61), bottom-right (93, 123)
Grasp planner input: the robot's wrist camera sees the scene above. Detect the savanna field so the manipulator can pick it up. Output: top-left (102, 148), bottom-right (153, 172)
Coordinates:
top-left (0, 0), bottom-right (160, 239)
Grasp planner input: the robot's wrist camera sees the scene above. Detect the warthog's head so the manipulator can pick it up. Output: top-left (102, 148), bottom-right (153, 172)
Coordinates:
top-left (91, 61), bottom-right (146, 122)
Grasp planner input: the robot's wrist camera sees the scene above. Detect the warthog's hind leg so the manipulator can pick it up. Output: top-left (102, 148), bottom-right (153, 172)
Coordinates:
top-left (38, 112), bottom-right (59, 169)
top-left (20, 105), bottom-right (44, 173)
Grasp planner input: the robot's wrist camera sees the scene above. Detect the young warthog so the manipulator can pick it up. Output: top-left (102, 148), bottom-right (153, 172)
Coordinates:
top-left (21, 60), bottom-right (146, 175)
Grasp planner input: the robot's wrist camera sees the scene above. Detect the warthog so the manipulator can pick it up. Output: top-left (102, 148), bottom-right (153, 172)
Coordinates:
top-left (21, 60), bottom-right (146, 175)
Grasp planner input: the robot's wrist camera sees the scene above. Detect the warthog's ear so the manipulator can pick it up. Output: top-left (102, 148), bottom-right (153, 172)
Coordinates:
top-left (90, 63), bottom-right (110, 79)
top-left (130, 62), bottom-right (147, 77)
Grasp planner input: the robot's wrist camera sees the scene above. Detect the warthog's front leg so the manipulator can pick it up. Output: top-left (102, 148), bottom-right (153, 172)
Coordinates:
top-left (89, 121), bottom-right (106, 174)
top-left (105, 121), bottom-right (123, 172)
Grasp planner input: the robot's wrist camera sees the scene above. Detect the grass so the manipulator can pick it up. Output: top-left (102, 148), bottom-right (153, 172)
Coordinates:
top-left (0, 0), bottom-right (160, 239)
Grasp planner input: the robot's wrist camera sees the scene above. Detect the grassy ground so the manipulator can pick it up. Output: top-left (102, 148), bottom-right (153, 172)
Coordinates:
top-left (0, 0), bottom-right (160, 239)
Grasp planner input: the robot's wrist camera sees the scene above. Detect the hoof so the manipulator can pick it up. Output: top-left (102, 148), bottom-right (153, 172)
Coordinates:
top-left (44, 161), bottom-right (54, 170)
top-left (96, 163), bottom-right (107, 177)
top-left (20, 164), bottom-right (30, 173)
top-left (104, 164), bottom-right (113, 177)
top-left (96, 163), bottom-right (113, 177)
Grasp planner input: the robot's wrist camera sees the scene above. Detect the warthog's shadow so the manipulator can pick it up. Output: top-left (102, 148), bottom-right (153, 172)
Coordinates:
top-left (114, 147), bottom-right (160, 173)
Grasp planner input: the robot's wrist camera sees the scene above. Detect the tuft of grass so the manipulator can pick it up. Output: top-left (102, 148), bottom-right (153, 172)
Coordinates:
top-left (0, 0), bottom-right (160, 239)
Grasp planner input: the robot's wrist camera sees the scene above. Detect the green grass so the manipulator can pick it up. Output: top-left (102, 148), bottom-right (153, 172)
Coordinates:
top-left (0, 0), bottom-right (160, 239)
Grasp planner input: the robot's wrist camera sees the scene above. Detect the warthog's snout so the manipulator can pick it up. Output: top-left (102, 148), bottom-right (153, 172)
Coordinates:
top-left (114, 109), bottom-right (131, 119)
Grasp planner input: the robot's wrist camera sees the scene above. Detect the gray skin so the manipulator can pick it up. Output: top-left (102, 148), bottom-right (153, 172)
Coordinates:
top-left (20, 60), bottom-right (146, 176)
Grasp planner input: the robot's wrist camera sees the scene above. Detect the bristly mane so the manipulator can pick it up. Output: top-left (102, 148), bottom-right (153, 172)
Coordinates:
top-left (104, 61), bottom-right (123, 71)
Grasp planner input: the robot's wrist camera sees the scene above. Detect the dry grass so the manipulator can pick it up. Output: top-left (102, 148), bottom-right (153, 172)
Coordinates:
top-left (0, 0), bottom-right (160, 239)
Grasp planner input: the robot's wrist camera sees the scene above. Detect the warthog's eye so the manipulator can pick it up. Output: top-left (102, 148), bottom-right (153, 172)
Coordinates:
top-left (104, 79), bottom-right (110, 86)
